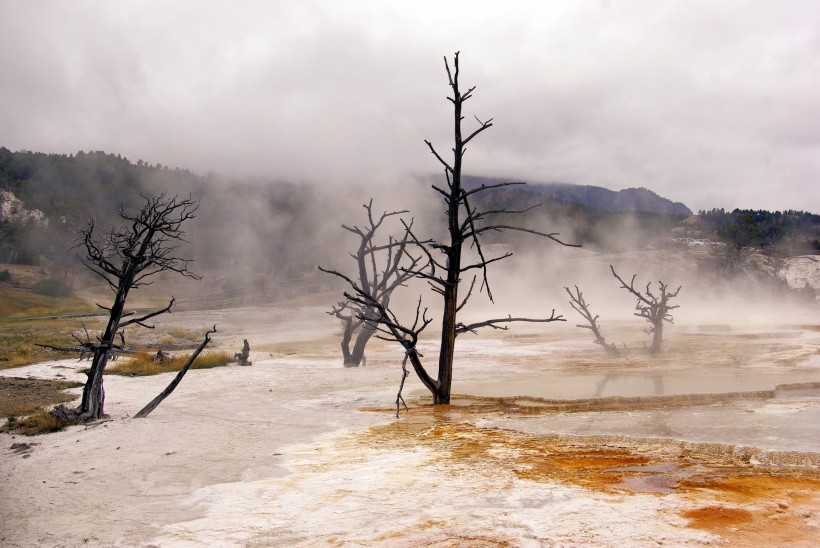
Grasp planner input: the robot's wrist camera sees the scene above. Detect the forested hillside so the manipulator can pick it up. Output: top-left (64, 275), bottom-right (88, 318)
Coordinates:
top-left (463, 176), bottom-right (692, 216)
top-left (1, 147), bottom-right (817, 285)
top-left (462, 177), bottom-right (691, 251)
top-left (0, 148), bottom-right (340, 282)
top-left (695, 208), bottom-right (820, 254)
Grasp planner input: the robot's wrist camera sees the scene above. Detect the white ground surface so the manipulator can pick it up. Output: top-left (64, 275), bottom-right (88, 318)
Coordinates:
top-left (1, 306), bottom-right (819, 546)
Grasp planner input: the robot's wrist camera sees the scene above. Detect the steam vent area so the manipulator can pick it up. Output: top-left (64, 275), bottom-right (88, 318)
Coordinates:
top-left (2, 303), bottom-right (819, 546)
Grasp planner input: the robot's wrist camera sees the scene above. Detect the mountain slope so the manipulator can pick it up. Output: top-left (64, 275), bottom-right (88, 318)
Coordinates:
top-left (463, 176), bottom-right (692, 216)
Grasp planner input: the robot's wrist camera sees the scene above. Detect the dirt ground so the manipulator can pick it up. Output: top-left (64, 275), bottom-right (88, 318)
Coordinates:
top-left (0, 376), bottom-right (80, 418)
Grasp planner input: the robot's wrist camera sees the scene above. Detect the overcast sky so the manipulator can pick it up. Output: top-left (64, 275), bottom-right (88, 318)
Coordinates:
top-left (2, 1), bottom-right (819, 212)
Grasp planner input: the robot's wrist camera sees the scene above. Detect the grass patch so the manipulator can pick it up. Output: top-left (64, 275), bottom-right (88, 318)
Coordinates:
top-left (0, 291), bottom-right (95, 318)
top-left (2, 410), bottom-right (69, 435)
top-left (262, 336), bottom-right (339, 356)
top-left (106, 350), bottom-right (234, 376)
top-left (0, 317), bottom-right (106, 369)
top-left (157, 328), bottom-right (201, 348)
top-left (0, 376), bottom-right (81, 435)
top-left (31, 278), bottom-right (74, 297)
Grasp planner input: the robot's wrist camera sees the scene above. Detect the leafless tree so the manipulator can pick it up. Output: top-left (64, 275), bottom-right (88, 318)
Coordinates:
top-left (565, 286), bottom-right (619, 356)
top-left (326, 200), bottom-right (419, 367)
top-left (610, 265), bottom-right (681, 354)
top-left (323, 52), bottom-right (577, 405)
top-left (52, 194), bottom-right (199, 423)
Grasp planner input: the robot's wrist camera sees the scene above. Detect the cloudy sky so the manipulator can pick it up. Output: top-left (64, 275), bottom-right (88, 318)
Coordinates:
top-left (2, 0), bottom-right (819, 212)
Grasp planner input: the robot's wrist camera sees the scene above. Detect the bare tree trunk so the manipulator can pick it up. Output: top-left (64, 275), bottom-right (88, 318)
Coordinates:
top-left (339, 316), bottom-right (355, 366)
top-left (348, 322), bottom-right (376, 367)
top-left (650, 320), bottom-right (663, 354)
top-left (437, 279), bottom-right (458, 404)
top-left (79, 282), bottom-right (130, 421)
top-left (81, 349), bottom-right (109, 420)
top-left (135, 326), bottom-right (216, 418)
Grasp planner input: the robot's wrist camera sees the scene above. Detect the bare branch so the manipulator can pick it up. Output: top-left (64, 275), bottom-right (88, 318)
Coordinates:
top-left (424, 140), bottom-right (453, 173)
top-left (456, 310), bottom-right (565, 336)
top-left (469, 225), bottom-right (581, 247)
top-left (565, 286), bottom-right (620, 356)
top-left (120, 297), bottom-right (175, 328)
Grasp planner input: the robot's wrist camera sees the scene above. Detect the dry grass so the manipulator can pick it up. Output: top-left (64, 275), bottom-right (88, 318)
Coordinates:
top-left (157, 327), bottom-right (202, 348)
top-left (0, 290), bottom-right (95, 319)
top-left (0, 376), bottom-right (82, 435)
top-left (0, 273), bottom-right (100, 369)
top-left (2, 410), bottom-right (69, 435)
top-left (106, 350), bottom-right (234, 376)
top-left (0, 317), bottom-right (106, 369)
top-left (261, 336), bottom-right (339, 357)
top-left (0, 376), bottom-right (82, 417)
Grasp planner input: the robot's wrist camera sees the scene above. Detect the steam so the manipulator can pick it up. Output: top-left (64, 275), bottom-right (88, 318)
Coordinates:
top-left (1, 2), bottom-right (819, 212)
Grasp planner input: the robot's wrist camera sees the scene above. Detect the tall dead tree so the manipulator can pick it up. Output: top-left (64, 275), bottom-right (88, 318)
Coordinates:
top-left (327, 200), bottom-right (419, 367)
top-left (610, 265), bottom-right (681, 354)
top-left (323, 52), bottom-right (577, 405)
top-left (565, 286), bottom-right (619, 356)
top-left (53, 194), bottom-right (199, 423)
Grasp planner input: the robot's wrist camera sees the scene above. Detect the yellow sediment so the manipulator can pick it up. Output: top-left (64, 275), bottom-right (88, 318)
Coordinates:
top-left (358, 400), bottom-right (820, 545)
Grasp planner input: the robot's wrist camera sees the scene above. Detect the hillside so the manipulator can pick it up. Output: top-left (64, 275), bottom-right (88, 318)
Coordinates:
top-left (463, 175), bottom-right (692, 216)
top-left (2, 147), bottom-right (817, 284)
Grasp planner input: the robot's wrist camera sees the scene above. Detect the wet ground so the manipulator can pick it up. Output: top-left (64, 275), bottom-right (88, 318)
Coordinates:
top-left (1, 306), bottom-right (818, 546)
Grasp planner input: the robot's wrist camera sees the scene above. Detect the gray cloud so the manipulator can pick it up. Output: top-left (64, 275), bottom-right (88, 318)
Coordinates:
top-left (1, 0), bottom-right (818, 212)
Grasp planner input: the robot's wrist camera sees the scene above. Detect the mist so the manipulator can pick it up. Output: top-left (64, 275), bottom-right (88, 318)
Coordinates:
top-left (2, 1), bottom-right (819, 213)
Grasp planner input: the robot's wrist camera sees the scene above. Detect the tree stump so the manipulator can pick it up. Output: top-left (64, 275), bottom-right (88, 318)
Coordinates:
top-left (234, 339), bottom-right (252, 366)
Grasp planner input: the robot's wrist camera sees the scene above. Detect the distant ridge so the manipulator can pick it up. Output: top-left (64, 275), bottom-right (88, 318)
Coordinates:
top-left (463, 176), bottom-right (693, 217)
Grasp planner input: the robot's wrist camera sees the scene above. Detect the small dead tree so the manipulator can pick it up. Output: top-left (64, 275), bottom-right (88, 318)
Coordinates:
top-left (610, 265), bottom-right (681, 354)
top-left (52, 194), bottom-right (199, 423)
top-left (234, 339), bottom-right (252, 366)
top-left (565, 286), bottom-right (619, 356)
top-left (323, 52), bottom-right (577, 406)
top-left (323, 266), bottom-right (433, 410)
top-left (328, 200), bottom-right (419, 367)
top-left (135, 325), bottom-right (216, 418)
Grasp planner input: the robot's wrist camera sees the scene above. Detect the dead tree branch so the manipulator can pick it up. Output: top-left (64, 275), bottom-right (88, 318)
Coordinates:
top-left (456, 310), bottom-right (565, 335)
top-left (134, 325), bottom-right (216, 418)
top-left (565, 286), bottom-right (620, 356)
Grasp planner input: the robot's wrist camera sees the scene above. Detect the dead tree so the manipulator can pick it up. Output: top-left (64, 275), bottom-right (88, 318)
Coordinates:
top-left (323, 52), bottom-right (577, 405)
top-left (328, 200), bottom-right (419, 367)
top-left (234, 339), bottom-right (252, 366)
top-left (610, 265), bottom-right (681, 354)
top-left (565, 286), bottom-right (619, 356)
top-left (135, 325), bottom-right (216, 418)
top-left (52, 194), bottom-right (199, 423)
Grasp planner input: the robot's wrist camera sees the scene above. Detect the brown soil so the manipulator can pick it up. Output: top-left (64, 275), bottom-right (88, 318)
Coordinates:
top-left (0, 376), bottom-right (81, 418)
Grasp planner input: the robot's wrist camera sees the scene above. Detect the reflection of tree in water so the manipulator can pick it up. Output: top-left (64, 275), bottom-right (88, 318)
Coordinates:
top-left (591, 372), bottom-right (677, 438)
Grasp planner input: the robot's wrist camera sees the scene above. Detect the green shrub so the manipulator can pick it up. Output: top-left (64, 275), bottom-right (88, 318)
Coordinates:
top-left (31, 278), bottom-right (73, 297)
top-left (0, 269), bottom-right (11, 282)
